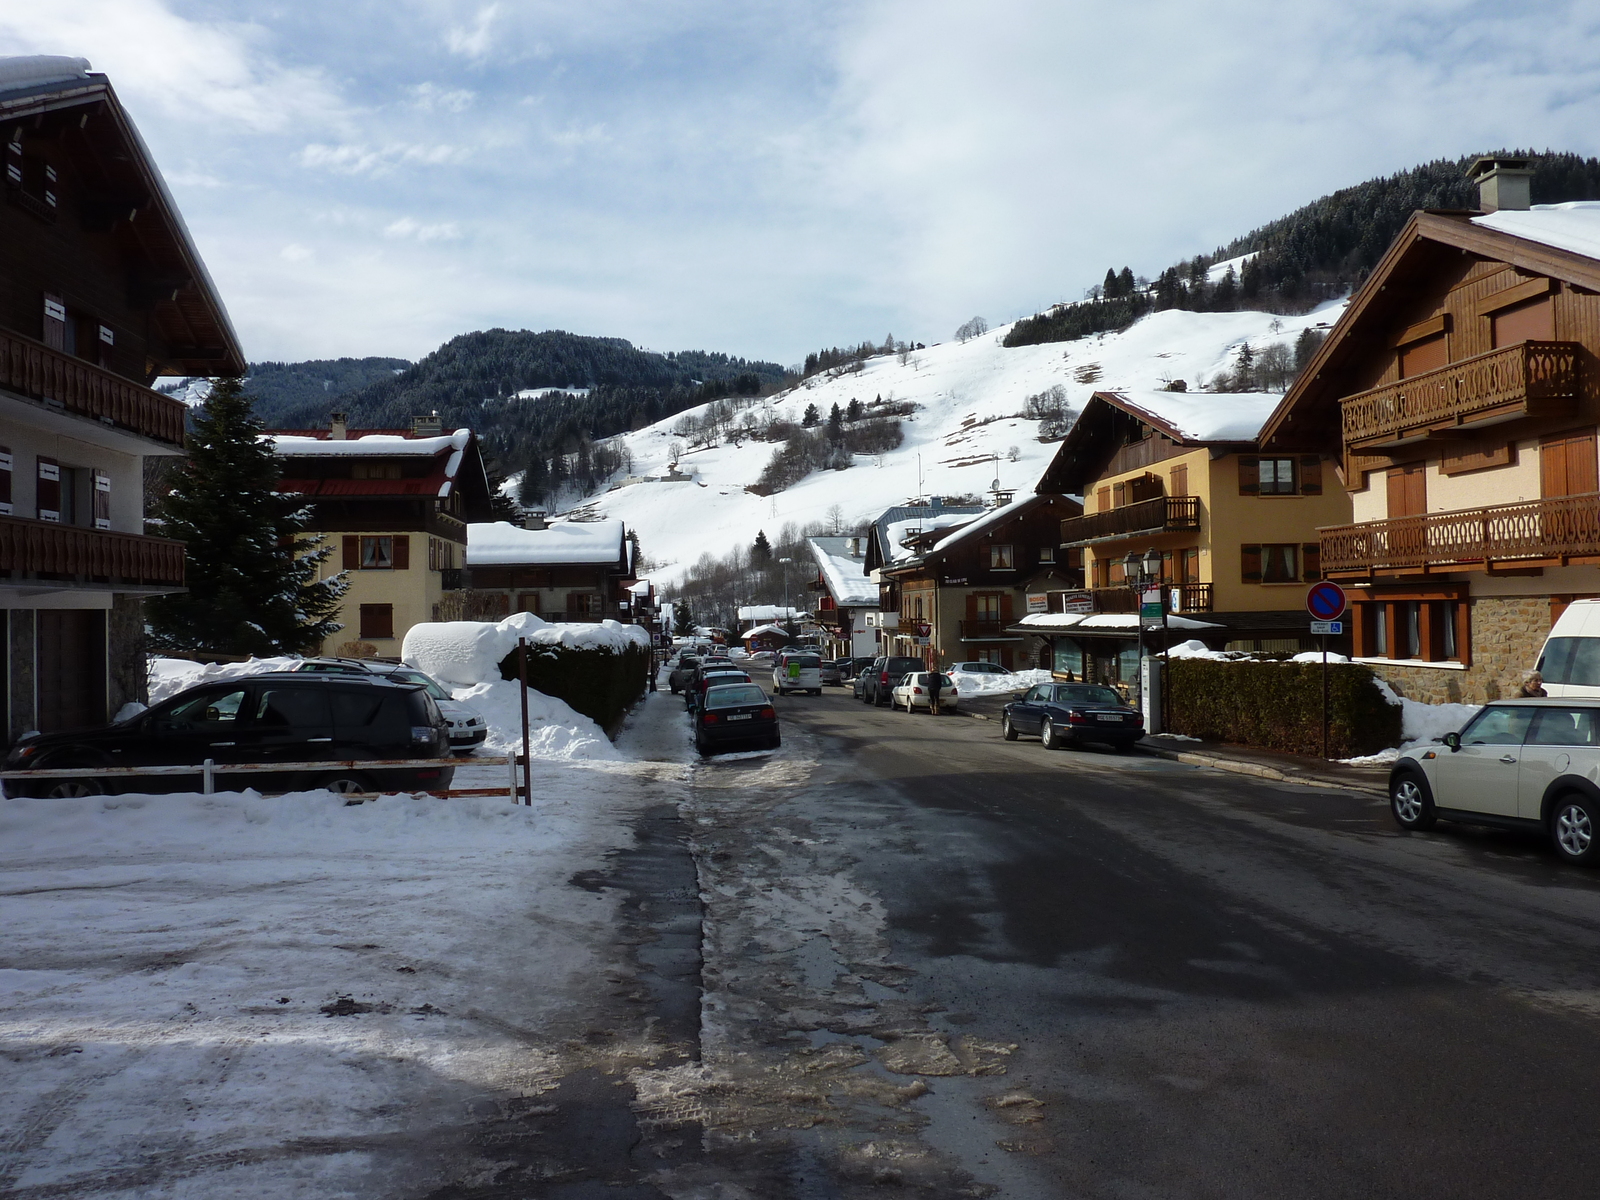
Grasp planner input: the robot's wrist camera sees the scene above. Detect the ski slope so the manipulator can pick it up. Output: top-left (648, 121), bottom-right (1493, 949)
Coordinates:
top-left (562, 302), bottom-right (1345, 586)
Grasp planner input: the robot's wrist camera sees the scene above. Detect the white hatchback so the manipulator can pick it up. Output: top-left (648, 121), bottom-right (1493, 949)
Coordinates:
top-left (1389, 699), bottom-right (1600, 865)
top-left (891, 672), bottom-right (958, 713)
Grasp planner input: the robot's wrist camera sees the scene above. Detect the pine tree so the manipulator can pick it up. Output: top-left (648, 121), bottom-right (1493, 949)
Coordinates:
top-left (147, 378), bottom-right (346, 654)
top-left (801, 403), bottom-right (820, 427)
top-left (518, 455), bottom-right (550, 506)
top-left (1103, 268), bottom-right (1119, 298)
top-left (826, 403), bottom-right (844, 442)
top-left (752, 530), bottom-right (773, 565)
top-left (673, 599), bottom-right (694, 637)
top-left (846, 398), bottom-right (863, 421)
top-left (1117, 266), bottom-right (1135, 296)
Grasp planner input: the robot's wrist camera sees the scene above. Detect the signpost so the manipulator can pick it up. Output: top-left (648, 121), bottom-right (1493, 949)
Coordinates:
top-left (1305, 582), bottom-right (1347, 759)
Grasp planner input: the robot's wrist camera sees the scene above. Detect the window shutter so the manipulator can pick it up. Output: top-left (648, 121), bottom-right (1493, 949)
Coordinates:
top-left (1301, 543), bottom-right (1321, 581)
top-left (342, 535), bottom-right (359, 570)
top-left (0, 445), bottom-right (11, 515)
top-left (1112, 481), bottom-right (1126, 507)
top-left (392, 535), bottom-right (410, 570)
top-left (1238, 456), bottom-right (1259, 495)
top-left (1000, 593), bottom-right (1014, 621)
top-left (1241, 544), bottom-right (1262, 582)
top-left (1096, 486), bottom-right (1111, 512)
top-left (1169, 463), bottom-right (1188, 497)
top-left (92, 469), bottom-right (111, 529)
top-left (36, 457), bottom-right (60, 522)
top-left (42, 293), bottom-right (66, 351)
top-left (1298, 456), bottom-right (1322, 495)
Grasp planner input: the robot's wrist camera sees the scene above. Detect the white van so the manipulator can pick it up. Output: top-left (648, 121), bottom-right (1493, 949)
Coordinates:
top-left (1536, 599), bottom-right (1600, 696)
top-left (773, 652), bottom-right (823, 696)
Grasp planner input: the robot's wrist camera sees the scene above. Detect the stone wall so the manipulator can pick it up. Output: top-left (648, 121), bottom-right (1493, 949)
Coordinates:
top-left (1376, 594), bottom-right (1550, 705)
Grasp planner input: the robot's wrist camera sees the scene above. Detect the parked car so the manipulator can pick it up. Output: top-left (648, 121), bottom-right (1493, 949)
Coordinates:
top-left (950, 661), bottom-right (1014, 677)
top-left (863, 656), bottom-right (927, 706)
top-left (292, 657), bottom-right (486, 750)
top-left (1537, 599), bottom-right (1600, 696)
top-left (891, 672), bottom-right (959, 713)
top-left (838, 656), bottom-right (876, 682)
top-left (694, 683), bottom-right (781, 756)
top-left (3, 673), bottom-right (453, 799)
top-left (688, 669), bottom-right (752, 712)
top-left (774, 652), bottom-right (823, 696)
top-left (818, 660), bottom-right (843, 686)
top-left (853, 658), bottom-right (882, 701)
top-left (668, 654), bottom-right (702, 694)
top-left (1388, 699), bottom-right (1600, 865)
top-left (1001, 682), bottom-right (1144, 751)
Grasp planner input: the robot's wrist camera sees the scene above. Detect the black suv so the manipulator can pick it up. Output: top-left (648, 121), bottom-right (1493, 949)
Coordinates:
top-left (3, 673), bottom-right (453, 798)
top-left (862, 656), bottom-right (926, 706)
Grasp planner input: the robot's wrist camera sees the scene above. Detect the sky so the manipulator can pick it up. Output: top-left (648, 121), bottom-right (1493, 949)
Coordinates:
top-left (4, 1), bottom-right (1600, 367)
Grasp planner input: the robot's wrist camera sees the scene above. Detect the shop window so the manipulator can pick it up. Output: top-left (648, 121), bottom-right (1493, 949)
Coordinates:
top-left (1052, 638), bottom-right (1084, 679)
top-left (359, 604), bottom-right (395, 639)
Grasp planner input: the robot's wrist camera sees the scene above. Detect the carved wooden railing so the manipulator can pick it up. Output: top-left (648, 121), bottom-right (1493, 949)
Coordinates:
top-left (1320, 493), bottom-right (1600, 573)
top-left (1059, 495), bottom-right (1200, 544)
top-left (1340, 340), bottom-right (1578, 447)
top-left (0, 329), bottom-right (186, 447)
top-left (0, 516), bottom-right (184, 585)
top-left (1088, 582), bottom-right (1213, 613)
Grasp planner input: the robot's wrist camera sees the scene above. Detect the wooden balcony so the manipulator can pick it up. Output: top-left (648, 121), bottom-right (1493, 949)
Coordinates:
top-left (0, 516), bottom-right (184, 588)
top-left (1087, 582), bottom-right (1213, 614)
top-left (958, 619), bottom-right (1020, 641)
top-left (1340, 341), bottom-right (1579, 452)
top-left (1060, 495), bottom-right (1200, 545)
top-left (0, 328), bottom-right (187, 448)
top-left (1319, 493), bottom-right (1600, 576)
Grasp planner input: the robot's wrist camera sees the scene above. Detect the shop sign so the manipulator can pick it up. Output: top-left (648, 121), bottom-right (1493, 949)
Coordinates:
top-left (1026, 593), bottom-right (1048, 613)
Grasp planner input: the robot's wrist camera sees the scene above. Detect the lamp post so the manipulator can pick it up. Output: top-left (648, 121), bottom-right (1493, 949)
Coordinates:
top-left (1122, 548), bottom-right (1167, 709)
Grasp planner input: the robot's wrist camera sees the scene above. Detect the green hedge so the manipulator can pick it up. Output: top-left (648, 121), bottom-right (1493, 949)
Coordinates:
top-left (1167, 659), bottom-right (1401, 757)
top-left (499, 641), bottom-right (651, 734)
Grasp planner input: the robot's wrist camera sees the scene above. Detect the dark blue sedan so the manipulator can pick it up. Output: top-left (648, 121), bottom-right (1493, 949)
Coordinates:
top-left (1001, 682), bottom-right (1144, 751)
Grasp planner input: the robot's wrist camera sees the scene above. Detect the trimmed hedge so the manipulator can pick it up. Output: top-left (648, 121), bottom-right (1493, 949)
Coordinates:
top-left (1167, 659), bottom-right (1401, 758)
top-left (499, 641), bottom-right (651, 734)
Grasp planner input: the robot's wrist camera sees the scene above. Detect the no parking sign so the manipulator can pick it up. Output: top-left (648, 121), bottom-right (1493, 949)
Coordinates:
top-left (1306, 581), bottom-right (1347, 621)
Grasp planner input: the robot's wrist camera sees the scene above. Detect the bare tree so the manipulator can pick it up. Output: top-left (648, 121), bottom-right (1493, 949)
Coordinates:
top-left (955, 316), bottom-right (989, 343)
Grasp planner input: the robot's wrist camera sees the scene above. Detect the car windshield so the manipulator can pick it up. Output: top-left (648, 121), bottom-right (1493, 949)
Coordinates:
top-left (706, 685), bottom-right (767, 708)
top-left (1054, 685), bottom-right (1124, 707)
top-left (388, 669), bottom-right (453, 701)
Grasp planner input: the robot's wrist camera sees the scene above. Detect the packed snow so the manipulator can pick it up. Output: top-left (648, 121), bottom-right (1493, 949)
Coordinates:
top-left (148, 654), bottom-right (304, 704)
top-left (401, 612), bottom-right (649, 687)
top-left (467, 519), bottom-right (626, 566)
top-left (1103, 389), bottom-right (1282, 443)
top-left (449, 680), bottom-right (619, 760)
top-left (807, 537), bottom-right (878, 606)
top-left (267, 428), bottom-right (472, 456)
top-left (1473, 201), bottom-right (1600, 263)
top-left (946, 667), bottom-right (1052, 696)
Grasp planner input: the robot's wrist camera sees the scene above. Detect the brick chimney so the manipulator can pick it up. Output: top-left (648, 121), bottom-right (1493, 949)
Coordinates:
top-left (1468, 156), bottom-right (1533, 213)
top-left (329, 411), bottom-right (348, 440)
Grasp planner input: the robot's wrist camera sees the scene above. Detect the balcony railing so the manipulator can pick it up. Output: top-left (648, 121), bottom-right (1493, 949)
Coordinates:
top-left (1320, 493), bottom-right (1600, 574)
top-left (1340, 340), bottom-right (1579, 451)
top-left (0, 516), bottom-right (184, 587)
top-left (1085, 582), bottom-right (1213, 614)
top-left (0, 329), bottom-right (188, 447)
top-left (1060, 495), bottom-right (1201, 545)
top-left (959, 619), bottom-right (1019, 640)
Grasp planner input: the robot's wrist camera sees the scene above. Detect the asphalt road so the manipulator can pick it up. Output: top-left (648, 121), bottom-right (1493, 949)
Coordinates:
top-left (708, 686), bottom-right (1600, 1198)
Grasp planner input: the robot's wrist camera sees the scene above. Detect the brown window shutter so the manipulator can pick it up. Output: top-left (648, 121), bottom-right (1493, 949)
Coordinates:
top-left (392, 535), bottom-right (410, 570)
top-left (1112, 481), bottom-right (1126, 507)
top-left (0, 444), bottom-right (11, 514)
top-left (36, 457), bottom-right (60, 521)
top-left (1000, 593), bottom-right (1014, 621)
top-left (92, 469), bottom-right (111, 529)
top-left (1096, 486), bottom-right (1111, 512)
top-left (965, 592), bottom-right (978, 621)
top-left (1169, 464), bottom-right (1188, 497)
top-left (1241, 544), bottom-right (1262, 582)
top-left (1237, 456), bottom-right (1259, 495)
top-left (1544, 430), bottom-right (1598, 497)
top-left (42, 293), bottom-right (66, 351)
top-left (1298, 456), bottom-right (1322, 495)
top-left (1301, 543), bottom-right (1321, 581)
top-left (343, 535), bottom-right (359, 570)
top-left (359, 603), bottom-right (394, 639)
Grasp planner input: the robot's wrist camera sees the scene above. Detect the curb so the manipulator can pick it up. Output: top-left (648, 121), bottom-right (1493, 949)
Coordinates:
top-left (1140, 742), bottom-right (1387, 796)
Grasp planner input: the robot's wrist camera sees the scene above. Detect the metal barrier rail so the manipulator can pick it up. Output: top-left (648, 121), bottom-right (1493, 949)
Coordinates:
top-left (0, 756), bottom-right (529, 802)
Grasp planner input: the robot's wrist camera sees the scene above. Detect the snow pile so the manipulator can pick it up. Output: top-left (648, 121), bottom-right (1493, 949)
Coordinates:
top-left (947, 667), bottom-right (1051, 695)
top-left (148, 654), bottom-right (303, 704)
top-left (467, 519), bottom-right (625, 566)
top-left (402, 613), bottom-right (649, 686)
top-left (450, 680), bottom-right (620, 761)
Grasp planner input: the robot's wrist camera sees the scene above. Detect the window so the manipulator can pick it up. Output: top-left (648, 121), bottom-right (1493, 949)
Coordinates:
top-left (1527, 708), bottom-right (1599, 748)
top-left (352, 462), bottom-right (402, 480)
top-left (989, 544), bottom-right (1014, 569)
top-left (254, 689), bottom-right (332, 728)
top-left (1460, 706), bottom-right (1533, 746)
top-left (1038, 546), bottom-right (1055, 563)
top-left (359, 604), bottom-right (395, 639)
top-left (1539, 637), bottom-right (1600, 687)
top-left (35, 457), bottom-right (60, 522)
top-left (914, 596), bottom-right (924, 619)
top-left (1259, 459), bottom-right (1296, 494)
top-left (1237, 456), bottom-right (1320, 496)
top-left (158, 688), bottom-right (246, 733)
top-left (1179, 547), bottom-right (1199, 583)
top-left (361, 536), bottom-right (393, 569)
top-left (1355, 597), bottom-right (1467, 662)
top-left (1241, 544), bottom-right (1315, 584)
top-left (344, 535), bottom-right (410, 570)
top-left (567, 591), bottom-right (601, 617)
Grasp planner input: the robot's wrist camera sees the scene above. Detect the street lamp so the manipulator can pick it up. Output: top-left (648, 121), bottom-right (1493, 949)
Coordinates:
top-left (778, 557), bottom-right (793, 625)
top-left (1122, 549), bottom-right (1168, 708)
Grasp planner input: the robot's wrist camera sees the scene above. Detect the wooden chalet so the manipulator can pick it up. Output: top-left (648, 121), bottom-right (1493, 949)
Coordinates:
top-left (445, 515), bottom-right (639, 624)
top-left (268, 417), bottom-right (494, 655)
top-left (1260, 157), bottom-right (1600, 703)
top-left (807, 535), bottom-right (878, 659)
top-left (1, 56), bottom-right (245, 738)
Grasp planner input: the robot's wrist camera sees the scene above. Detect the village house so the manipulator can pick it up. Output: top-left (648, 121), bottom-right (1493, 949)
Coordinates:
top-left (863, 497), bottom-right (988, 654)
top-left (1259, 158), bottom-right (1600, 704)
top-left (444, 514), bottom-right (638, 623)
top-left (875, 493), bottom-right (1083, 670)
top-left (0, 56), bottom-right (245, 738)
top-left (268, 415), bottom-right (494, 655)
top-left (806, 535), bottom-right (878, 659)
top-left (1031, 389), bottom-right (1352, 687)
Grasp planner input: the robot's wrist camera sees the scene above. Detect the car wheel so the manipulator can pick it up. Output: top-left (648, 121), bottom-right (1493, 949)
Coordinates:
top-left (45, 778), bottom-right (104, 798)
top-left (1389, 770), bottom-right (1436, 831)
top-left (1551, 794), bottom-right (1600, 865)
top-left (1041, 718), bottom-right (1061, 750)
top-left (670, 683), bottom-right (679, 694)
top-left (768, 734), bottom-right (782, 750)
top-left (1002, 714), bottom-right (1019, 742)
top-left (322, 774), bottom-right (372, 797)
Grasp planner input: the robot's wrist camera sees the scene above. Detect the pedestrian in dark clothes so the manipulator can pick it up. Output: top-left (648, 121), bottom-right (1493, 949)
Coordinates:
top-left (927, 670), bottom-right (945, 715)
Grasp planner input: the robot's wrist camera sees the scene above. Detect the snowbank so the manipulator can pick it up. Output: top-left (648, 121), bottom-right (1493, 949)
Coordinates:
top-left (402, 613), bottom-right (649, 686)
top-left (450, 680), bottom-right (620, 761)
top-left (148, 654), bottom-right (303, 704)
top-left (947, 667), bottom-right (1052, 696)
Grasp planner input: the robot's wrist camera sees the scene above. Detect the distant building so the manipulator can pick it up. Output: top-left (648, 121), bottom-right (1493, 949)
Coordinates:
top-left (737, 604), bottom-right (802, 628)
top-left (444, 516), bottom-right (639, 623)
top-left (807, 536), bottom-right (878, 658)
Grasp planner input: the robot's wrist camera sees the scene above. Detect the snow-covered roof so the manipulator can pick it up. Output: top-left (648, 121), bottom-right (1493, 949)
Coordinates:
top-left (738, 605), bottom-right (800, 622)
top-left (1101, 390), bottom-right (1280, 444)
top-left (883, 513), bottom-right (975, 563)
top-left (925, 495), bottom-right (1065, 556)
top-left (808, 537), bottom-right (877, 606)
top-left (270, 429), bottom-right (473, 457)
top-left (467, 519), bottom-right (627, 566)
top-left (742, 623), bottom-right (790, 639)
top-left (1015, 611), bottom-right (1221, 631)
top-left (0, 56), bottom-right (91, 91)
top-left (1472, 201), bottom-right (1600, 263)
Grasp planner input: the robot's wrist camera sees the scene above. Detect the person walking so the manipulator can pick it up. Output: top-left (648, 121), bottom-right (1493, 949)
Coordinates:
top-left (926, 669), bottom-right (945, 715)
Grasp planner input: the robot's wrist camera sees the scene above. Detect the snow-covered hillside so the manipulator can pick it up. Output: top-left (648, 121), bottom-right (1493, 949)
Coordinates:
top-left (555, 302), bottom-right (1344, 586)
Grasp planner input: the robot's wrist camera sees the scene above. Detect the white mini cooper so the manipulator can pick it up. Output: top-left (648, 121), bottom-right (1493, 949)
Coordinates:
top-left (1389, 699), bottom-right (1600, 865)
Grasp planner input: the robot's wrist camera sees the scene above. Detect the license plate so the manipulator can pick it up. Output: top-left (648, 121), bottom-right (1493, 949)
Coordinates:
top-left (1095, 713), bottom-right (1122, 723)
top-left (727, 714), bottom-right (752, 721)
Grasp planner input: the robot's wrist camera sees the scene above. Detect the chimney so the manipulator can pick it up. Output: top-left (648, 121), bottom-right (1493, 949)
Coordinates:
top-left (329, 411), bottom-right (348, 440)
top-left (412, 411), bottom-right (443, 437)
top-left (523, 510), bottom-right (549, 531)
top-left (1468, 156), bottom-right (1533, 213)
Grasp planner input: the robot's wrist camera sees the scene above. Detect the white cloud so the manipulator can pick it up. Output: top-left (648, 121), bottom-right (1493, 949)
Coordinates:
top-left (383, 217), bottom-right (463, 242)
top-left (446, 4), bottom-right (500, 60)
top-left (408, 82), bottom-right (475, 113)
top-left (298, 142), bottom-right (468, 175)
top-left (279, 243), bottom-right (312, 261)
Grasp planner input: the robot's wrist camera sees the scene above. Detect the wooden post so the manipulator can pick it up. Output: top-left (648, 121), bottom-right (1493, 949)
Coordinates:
top-left (517, 636), bottom-right (532, 806)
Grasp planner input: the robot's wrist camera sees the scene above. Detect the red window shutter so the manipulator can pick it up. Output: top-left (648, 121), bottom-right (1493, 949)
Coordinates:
top-left (36, 457), bottom-right (60, 522)
top-left (342, 535), bottom-right (359, 570)
top-left (1237, 456), bottom-right (1259, 495)
top-left (92, 469), bottom-right (111, 530)
top-left (0, 445), bottom-right (11, 514)
top-left (1240, 544), bottom-right (1262, 582)
top-left (1301, 543), bottom-right (1321, 581)
top-left (392, 535), bottom-right (410, 570)
top-left (1298, 456), bottom-right (1322, 495)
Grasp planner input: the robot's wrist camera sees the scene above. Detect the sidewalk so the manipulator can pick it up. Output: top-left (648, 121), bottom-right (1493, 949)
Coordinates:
top-left (957, 692), bottom-right (1390, 796)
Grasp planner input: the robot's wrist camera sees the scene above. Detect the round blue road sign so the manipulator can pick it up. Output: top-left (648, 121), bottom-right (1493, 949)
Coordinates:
top-left (1306, 580), bottom-right (1347, 620)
